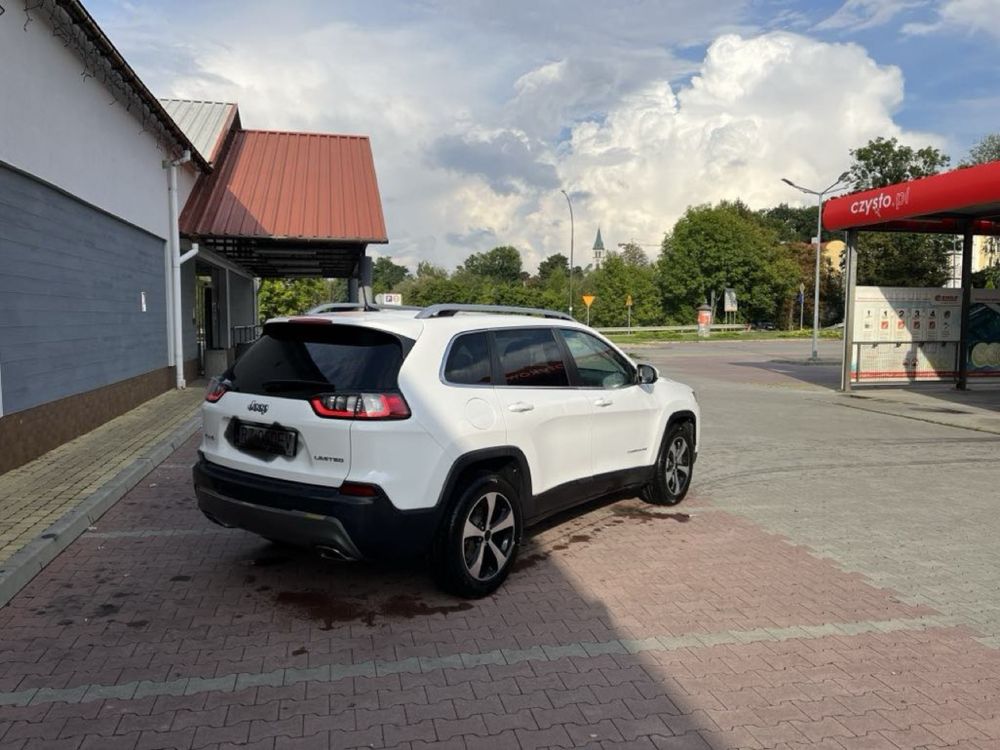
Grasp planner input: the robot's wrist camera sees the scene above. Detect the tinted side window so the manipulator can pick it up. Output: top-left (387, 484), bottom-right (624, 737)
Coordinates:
top-left (229, 324), bottom-right (407, 396)
top-left (444, 332), bottom-right (492, 385)
top-left (494, 328), bottom-right (569, 387)
top-left (560, 329), bottom-right (634, 388)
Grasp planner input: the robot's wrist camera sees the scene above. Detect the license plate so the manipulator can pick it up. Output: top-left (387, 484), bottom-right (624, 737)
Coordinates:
top-left (235, 422), bottom-right (297, 457)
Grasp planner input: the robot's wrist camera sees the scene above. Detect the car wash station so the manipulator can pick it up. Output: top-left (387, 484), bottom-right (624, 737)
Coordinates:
top-left (824, 160), bottom-right (1000, 392)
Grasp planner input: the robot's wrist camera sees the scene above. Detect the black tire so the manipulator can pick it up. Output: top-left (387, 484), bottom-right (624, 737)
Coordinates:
top-left (432, 473), bottom-right (522, 598)
top-left (642, 421), bottom-right (695, 506)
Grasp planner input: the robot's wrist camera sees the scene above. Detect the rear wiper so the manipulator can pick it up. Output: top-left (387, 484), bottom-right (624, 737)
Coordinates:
top-left (262, 379), bottom-right (335, 393)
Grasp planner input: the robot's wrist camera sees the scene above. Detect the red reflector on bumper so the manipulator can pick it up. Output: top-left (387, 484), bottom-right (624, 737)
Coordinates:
top-left (339, 482), bottom-right (379, 497)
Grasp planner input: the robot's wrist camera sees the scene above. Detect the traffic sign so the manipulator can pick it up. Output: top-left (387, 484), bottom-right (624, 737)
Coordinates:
top-left (582, 294), bottom-right (595, 308)
top-left (625, 294), bottom-right (633, 307)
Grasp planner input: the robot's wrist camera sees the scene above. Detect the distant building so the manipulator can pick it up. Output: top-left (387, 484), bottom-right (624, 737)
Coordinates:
top-left (946, 236), bottom-right (995, 288)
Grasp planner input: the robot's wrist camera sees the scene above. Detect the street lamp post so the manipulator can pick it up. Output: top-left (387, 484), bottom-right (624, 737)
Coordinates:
top-left (781, 171), bottom-right (851, 361)
top-left (560, 190), bottom-right (575, 317)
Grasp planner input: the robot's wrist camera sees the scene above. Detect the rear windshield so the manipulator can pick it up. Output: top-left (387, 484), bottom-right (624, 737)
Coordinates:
top-left (226, 323), bottom-right (410, 397)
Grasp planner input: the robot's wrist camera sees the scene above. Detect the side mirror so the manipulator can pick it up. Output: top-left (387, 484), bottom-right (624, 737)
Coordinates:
top-left (637, 363), bottom-right (658, 385)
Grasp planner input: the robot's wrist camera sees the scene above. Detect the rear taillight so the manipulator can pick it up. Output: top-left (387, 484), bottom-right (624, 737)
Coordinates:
top-left (205, 377), bottom-right (229, 403)
top-left (309, 393), bottom-right (410, 420)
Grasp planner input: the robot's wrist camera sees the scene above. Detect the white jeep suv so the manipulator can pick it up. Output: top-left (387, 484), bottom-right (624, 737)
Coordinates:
top-left (193, 303), bottom-right (699, 597)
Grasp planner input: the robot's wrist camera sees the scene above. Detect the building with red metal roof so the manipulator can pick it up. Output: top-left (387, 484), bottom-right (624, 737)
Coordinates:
top-left (0, 0), bottom-right (390, 472)
top-left (180, 129), bottom-right (388, 277)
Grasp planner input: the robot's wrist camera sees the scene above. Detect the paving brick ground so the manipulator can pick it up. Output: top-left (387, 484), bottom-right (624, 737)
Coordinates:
top-left (0, 388), bottom-right (202, 565)
top-left (1, 340), bottom-right (999, 749)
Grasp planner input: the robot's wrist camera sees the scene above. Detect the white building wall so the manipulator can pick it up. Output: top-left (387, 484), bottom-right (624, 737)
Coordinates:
top-left (0, 12), bottom-right (197, 237)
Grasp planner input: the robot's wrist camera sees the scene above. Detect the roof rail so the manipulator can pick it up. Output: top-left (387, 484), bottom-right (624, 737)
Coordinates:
top-left (415, 304), bottom-right (575, 321)
top-left (307, 303), bottom-right (369, 313)
top-left (306, 302), bottom-right (423, 314)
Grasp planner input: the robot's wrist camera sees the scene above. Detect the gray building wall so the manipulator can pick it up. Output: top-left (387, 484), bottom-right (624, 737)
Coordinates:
top-left (0, 164), bottom-right (168, 415)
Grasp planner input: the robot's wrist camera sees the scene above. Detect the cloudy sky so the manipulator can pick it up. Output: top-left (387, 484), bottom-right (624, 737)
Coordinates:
top-left (90, 0), bottom-right (1000, 272)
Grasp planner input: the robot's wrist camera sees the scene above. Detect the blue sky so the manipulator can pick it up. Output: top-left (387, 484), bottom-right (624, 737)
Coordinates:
top-left (86, 0), bottom-right (1000, 270)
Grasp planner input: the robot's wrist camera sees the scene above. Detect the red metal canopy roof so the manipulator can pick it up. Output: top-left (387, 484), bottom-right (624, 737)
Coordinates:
top-left (181, 129), bottom-right (388, 243)
top-left (823, 160), bottom-right (1000, 236)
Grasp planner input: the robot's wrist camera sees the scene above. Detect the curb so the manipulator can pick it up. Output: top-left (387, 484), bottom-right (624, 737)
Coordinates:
top-left (0, 413), bottom-right (201, 608)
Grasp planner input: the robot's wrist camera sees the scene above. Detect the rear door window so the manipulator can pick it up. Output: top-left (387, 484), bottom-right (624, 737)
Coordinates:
top-left (227, 324), bottom-right (409, 397)
top-left (444, 332), bottom-right (493, 385)
top-left (494, 328), bottom-right (570, 387)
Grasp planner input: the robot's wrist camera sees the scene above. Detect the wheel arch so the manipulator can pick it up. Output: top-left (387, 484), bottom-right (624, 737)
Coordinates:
top-left (660, 410), bottom-right (698, 456)
top-left (435, 446), bottom-right (533, 516)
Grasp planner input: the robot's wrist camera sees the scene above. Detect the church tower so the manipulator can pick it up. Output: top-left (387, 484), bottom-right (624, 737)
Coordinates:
top-left (593, 227), bottom-right (605, 269)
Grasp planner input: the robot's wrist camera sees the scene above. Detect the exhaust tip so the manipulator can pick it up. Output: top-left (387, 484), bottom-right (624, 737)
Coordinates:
top-left (315, 545), bottom-right (357, 562)
top-left (201, 511), bottom-right (232, 528)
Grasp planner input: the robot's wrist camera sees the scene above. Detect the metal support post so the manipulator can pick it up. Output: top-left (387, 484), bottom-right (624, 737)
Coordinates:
top-left (840, 230), bottom-right (858, 392)
top-left (560, 190), bottom-right (574, 318)
top-left (359, 254), bottom-right (374, 305)
top-left (957, 224), bottom-right (974, 390)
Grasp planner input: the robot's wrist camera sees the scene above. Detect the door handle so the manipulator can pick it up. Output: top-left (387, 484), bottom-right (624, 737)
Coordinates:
top-left (594, 398), bottom-right (613, 407)
top-left (507, 401), bottom-right (535, 413)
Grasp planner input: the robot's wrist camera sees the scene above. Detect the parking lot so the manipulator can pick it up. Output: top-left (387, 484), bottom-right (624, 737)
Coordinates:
top-left (2, 340), bottom-right (1000, 750)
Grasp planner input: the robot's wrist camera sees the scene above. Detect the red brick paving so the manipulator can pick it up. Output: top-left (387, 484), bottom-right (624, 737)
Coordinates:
top-left (2, 436), bottom-right (1000, 749)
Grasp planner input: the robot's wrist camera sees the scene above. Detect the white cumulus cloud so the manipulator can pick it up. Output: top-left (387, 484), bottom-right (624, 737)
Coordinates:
top-left (903, 0), bottom-right (1000, 39)
top-left (447, 32), bottom-right (941, 270)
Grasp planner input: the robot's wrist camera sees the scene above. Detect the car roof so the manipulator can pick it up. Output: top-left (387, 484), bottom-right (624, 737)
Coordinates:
top-left (266, 308), bottom-right (592, 340)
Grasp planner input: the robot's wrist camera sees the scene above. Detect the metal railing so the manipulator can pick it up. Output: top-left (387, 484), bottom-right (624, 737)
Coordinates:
top-left (595, 324), bottom-right (748, 334)
top-left (231, 325), bottom-right (262, 346)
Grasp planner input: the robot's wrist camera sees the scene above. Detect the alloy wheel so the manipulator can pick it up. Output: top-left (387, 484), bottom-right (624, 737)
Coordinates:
top-left (461, 491), bottom-right (515, 581)
top-left (665, 436), bottom-right (691, 495)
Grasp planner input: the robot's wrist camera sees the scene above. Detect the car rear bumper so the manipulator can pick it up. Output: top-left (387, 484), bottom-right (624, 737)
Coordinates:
top-left (192, 457), bottom-right (441, 560)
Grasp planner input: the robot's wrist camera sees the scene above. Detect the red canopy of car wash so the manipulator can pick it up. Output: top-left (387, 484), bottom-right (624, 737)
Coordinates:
top-left (822, 160), bottom-right (1000, 390)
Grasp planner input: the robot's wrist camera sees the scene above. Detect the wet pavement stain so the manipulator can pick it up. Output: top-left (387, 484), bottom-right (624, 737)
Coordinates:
top-left (610, 506), bottom-right (690, 523)
top-left (511, 552), bottom-right (549, 572)
top-left (92, 603), bottom-right (120, 618)
top-left (126, 620), bottom-right (149, 629)
top-left (275, 591), bottom-right (472, 629)
top-left (170, 575), bottom-right (191, 582)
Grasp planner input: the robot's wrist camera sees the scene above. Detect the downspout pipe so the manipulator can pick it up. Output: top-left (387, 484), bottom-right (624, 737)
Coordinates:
top-left (165, 150), bottom-right (192, 388)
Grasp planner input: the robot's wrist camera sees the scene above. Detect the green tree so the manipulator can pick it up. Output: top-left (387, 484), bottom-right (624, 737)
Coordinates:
top-left (257, 278), bottom-right (327, 322)
top-left (847, 137), bottom-right (952, 287)
top-left (962, 132), bottom-right (1000, 167)
top-left (618, 242), bottom-right (651, 267)
top-left (756, 203), bottom-right (837, 243)
top-left (584, 252), bottom-right (661, 327)
top-left (462, 245), bottom-right (523, 284)
top-left (416, 261), bottom-right (448, 279)
top-left (537, 253), bottom-right (569, 281)
top-left (963, 133), bottom-right (1000, 281)
top-left (372, 257), bottom-right (410, 295)
top-left (657, 201), bottom-right (799, 325)
top-left (849, 136), bottom-right (950, 189)
top-left (857, 233), bottom-right (950, 287)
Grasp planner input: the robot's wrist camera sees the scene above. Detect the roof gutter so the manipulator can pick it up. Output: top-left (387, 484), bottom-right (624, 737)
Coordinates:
top-left (43, 0), bottom-right (210, 172)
